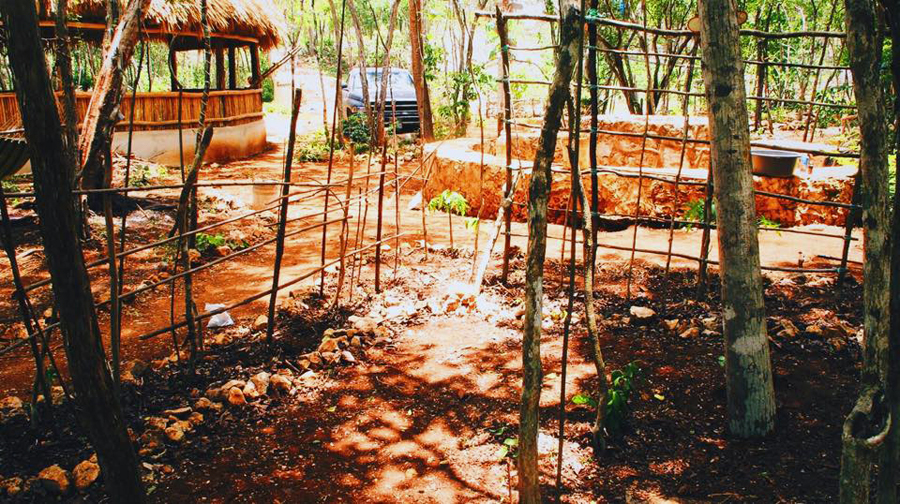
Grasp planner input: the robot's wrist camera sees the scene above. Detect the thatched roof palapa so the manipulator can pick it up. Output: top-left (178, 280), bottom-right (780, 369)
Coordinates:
top-left (39, 0), bottom-right (284, 50)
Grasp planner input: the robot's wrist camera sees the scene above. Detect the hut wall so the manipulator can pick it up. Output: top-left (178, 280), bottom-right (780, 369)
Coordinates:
top-left (0, 89), bottom-right (266, 164)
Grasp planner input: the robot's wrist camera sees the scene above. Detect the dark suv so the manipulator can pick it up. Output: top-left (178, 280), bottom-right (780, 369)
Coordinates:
top-left (342, 68), bottom-right (419, 133)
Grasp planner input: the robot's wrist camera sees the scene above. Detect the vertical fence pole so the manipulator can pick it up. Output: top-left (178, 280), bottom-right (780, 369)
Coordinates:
top-left (320, 0), bottom-right (347, 297)
top-left (0, 187), bottom-right (52, 415)
top-left (697, 164), bottom-right (714, 293)
top-left (588, 0), bottom-right (599, 277)
top-left (497, 8), bottom-right (514, 284)
top-left (266, 89), bottom-right (302, 344)
top-left (838, 172), bottom-right (861, 284)
top-left (375, 145), bottom-right (387, 292)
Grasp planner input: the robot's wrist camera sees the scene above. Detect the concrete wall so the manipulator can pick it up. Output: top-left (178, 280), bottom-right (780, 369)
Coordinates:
top-left (110, 119), bottom-right (268, 166)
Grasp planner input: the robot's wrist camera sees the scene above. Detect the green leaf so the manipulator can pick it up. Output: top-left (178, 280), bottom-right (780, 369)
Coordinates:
top-left (717, 355), bottom-right (726, 367)
top-left (496, 445), bottom-right (509, 460)
top-left (503, 437), bottom-right (518, 447)
top-left (327, 406), bottom-right (337, 413)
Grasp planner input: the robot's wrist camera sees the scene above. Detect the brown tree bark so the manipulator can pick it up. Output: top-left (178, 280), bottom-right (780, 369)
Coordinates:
top-left (880, 1), bottom-right (900, 501)
top-left (347, 0), bottom-right (374, 132)
top-left (78, 0), bottom-right (152, 204)
top-left (408, 0), bottom-right (434, 140)
top-left (839, 0), bottom-right (893, 500)
top-left (0, 1), bottom-right (145, 501)
top-left (698, 0), bottom-right (776, 438)
top-left (518, 1), bottom-right (581, 501)
top-left (375, 0), bottom-right (402, 146)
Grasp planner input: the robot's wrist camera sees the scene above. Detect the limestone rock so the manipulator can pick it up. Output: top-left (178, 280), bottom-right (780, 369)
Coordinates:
top-left (37, 465), bottom-right (70, 496)
top-left (227, 387), bottom-right (246, 406)
top-left (2, 477), bottom-right (23, 497)
top-left (162, 406), bottom-right (192, 418)
top-left (250, 372), bottom-right (271, 396)
top-left (188, 412), bottom-right (205, 427)
top-left (165, 423), bottom-right (185, 443)
top-left (72, 460), bottom-right (100, 491)
top-left (629, 306), bottom-right (656, 319)
top-left (253, 315), bottom-right (268, 332)
top-left (0, 396), bottom-right (25, 420)
top-left (679, 327), bottom-right (700, 339)
top-left (242, 380), bottom-right (260, 400)
top-left (270, 374), bottom-right (293, 393)
top-left (341, 350), bottom-right (356, 363)
top-left (318, 337), bottom-right (339, 353)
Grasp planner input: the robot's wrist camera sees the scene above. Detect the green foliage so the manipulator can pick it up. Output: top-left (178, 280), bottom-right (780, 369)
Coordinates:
top-left (488, 425), bottom-right (518, 460)
top-left (682, 198), bottom-right (716, 230)
top-left (437, 64), bottom-right (492, 136)
top-left (130, 163), bottom-right (168, 187)
top-left (757, 216), bottom-right (781, 229)
top-left (342, 112), bottom-right (371, 146)
top-left (295, 131), bottom-right (336, 162)
top-left (464, 217), bottom-right (480, 233)
top-left (262, 77), bottom-right (275, 103)
top-left (572, 361), bottom-right (642, 438)
top-left (427, 190), bottom-right (469, 217)
top-left (194, 233), bottom-right (248, 255)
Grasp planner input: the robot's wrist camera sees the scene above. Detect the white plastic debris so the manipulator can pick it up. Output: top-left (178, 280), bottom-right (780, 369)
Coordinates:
top-left (205, 303), bottom-right (234, 329)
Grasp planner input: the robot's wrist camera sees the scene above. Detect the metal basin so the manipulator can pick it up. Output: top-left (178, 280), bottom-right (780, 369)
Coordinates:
top-left (751, 149), bottom-right (800, 178)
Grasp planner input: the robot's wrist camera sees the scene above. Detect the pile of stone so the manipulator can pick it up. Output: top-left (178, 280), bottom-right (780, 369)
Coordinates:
top-left (137, 404), bottom-right (209, 456)
top-left (204, 368), bottom-right (314, 408)
top-left (295, 316), bottom-right (392, 372)
top-left (1, 455), bottom-right (101, 498)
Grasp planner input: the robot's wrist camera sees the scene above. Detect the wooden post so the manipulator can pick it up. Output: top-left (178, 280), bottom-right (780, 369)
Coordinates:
top-left (375, 141), bottom-right (387, 292)
top-left (215, 46), bottom-right (226, 90)
top-left (169, 44), bottom-right (179, 91)
top-left (588, 0), bottom-right (599, 273)
top-left (838, 172), bottom-right (860, 284)
top-left (496, 9), bottom-right (514, 285)
top-left (228, 46), bottom-right (237, 89)
top-left (266, 89), bottom-right (302, 344)
top-left (319, 0), bottom-right (347, 297)
top-left (0, 187), bottom-right (52, 418)
top-left (250, 43), bottom-right (261, 88)
top-left (518, 1), bottom-right (581, 501)
top-left (697, 168), bottom-right (714, 293)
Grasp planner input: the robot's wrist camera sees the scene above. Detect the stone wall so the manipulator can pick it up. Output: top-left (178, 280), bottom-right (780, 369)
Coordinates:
top-left (424, 136), bottom-right (855, 228)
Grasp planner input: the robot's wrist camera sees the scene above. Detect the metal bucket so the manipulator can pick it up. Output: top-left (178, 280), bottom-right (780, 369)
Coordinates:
top-left (750, 149), bottom-right (801, 178)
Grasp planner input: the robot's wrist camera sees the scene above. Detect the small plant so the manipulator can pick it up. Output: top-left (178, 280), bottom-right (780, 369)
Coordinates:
top-left (427, 190), bottom-right (469, 249)
top-left (295, 131), bottom-right (336, 162)
top-left (572, 361), bottom-right (642, 438)
top-left (682, 198), bottom-right (716, 230)
top-left (130, 163), bottom-right (168, 187)
top-left (261, 77), bottom-right (275, 103)
top-left (193, 233), bottom-right (248, 255)
top-left (487, 425), bottom-right (518, 460)
top-left (342, 112), bottom-right (370, 147)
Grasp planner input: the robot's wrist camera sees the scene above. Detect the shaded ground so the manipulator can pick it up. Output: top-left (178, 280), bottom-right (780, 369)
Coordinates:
top-left (0, 248), bottom-right (861, 502)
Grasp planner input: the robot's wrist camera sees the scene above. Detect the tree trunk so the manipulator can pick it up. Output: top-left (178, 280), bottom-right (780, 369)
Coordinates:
top-left (698, 0), bottom-right (776, 438)
top-left (375, 0), bottom-right (402, 146)
top-left (347, 0), bottom-right (374, 133)
top-left (78, 0), bottom-right (151, 206)
top-left (518, 2), bottom-right (581, 501)
top-left (1, 1), bottom-right (145, 501)
top-left (408, 0), bottom-right (434, 141)
top-left (879, 2), bottom-right (900, 502)
top-left (840, 0), bottom-right (893, 500)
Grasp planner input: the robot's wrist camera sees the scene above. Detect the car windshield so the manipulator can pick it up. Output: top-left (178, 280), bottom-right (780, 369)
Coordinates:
top-left (357, 70), bottom-right (412, 88)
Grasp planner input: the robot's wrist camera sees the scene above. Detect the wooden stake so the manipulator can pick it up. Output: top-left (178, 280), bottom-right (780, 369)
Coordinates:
top-left (497, 10), bottom-right (514, 285)
top-left (266, 89), bottom-right (302, 344)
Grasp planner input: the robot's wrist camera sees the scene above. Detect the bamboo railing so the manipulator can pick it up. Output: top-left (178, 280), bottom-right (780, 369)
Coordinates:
top-left (0, 89), bottom-right (263, 132)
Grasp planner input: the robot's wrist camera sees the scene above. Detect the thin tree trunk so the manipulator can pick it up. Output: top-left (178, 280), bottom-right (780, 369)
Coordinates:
top-left (840, 0), bottom-right (893, 500)
top-left (347, 0), bottom-right (374, 132)
top-left (375, 0), bottom-right (402, 146)
top-left (699, 0), bottom-right (776, 438)
top-left (518, 2), bottom-right (581, 501)
top-left (408, 0), bottom-right (434, 140)
top-left (1, 1), bottom-right (146, 501)
top-left (879, 2), bottom-right (900, 502)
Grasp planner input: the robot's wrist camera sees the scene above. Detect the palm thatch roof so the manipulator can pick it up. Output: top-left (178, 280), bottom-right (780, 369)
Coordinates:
top-left (41, 0), bottom-right (284, 49)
